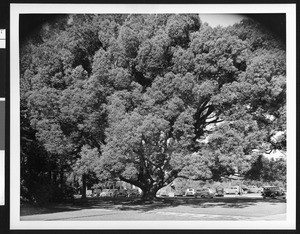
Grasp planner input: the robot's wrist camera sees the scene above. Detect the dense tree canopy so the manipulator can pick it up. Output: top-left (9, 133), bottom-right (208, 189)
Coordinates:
top-left (20, 14), bottom-right (286, 200)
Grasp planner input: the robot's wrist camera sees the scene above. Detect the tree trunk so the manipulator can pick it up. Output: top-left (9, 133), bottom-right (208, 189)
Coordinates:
top-left (119, 176), bottom-right (161, 201)
top-left (141, 186), bottom-right (159, 200)
top-left (81, 173), bottom-right (87, 199)
top-left (60, 170), bottom-right (64, 199)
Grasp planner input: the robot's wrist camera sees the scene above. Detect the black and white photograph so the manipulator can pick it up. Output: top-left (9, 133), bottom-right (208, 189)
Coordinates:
top-left (9, 3), bottom-right (296, 230)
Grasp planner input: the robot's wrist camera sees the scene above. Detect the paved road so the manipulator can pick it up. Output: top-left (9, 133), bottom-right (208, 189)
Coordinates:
top-left (21, 207), bottom-right (286, 221)
top-left (21, 195), bottom-right (286, 221)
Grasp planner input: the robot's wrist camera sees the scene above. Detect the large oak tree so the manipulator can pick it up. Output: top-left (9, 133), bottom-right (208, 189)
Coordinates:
top-left (20, 14), bottom-right (286, 200)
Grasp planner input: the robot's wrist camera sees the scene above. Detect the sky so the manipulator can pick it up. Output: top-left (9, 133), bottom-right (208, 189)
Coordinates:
top-left (199, 14), bottom-right (248, 27)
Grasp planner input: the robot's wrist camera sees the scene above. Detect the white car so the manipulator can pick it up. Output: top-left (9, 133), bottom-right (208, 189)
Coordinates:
top-left (99, 189), bottom-right (115, 197)
top-left (86, 190), bottom-right (93, 197)
top-left (247, 186), bottom-right (263, 193)
top-left (225, 186), bottom-right (241, 195)
top-left (185, 188), bottom-right (195, 196)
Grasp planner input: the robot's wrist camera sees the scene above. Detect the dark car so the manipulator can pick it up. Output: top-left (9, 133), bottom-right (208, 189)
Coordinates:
top-left (241, 186), bottom-right (249, 194)
top-left (262, 186), bottom-right (285, 199)
top-left (194, 188), bottom-right (214, 198)
top-left (215, 187), bottom-right (225, 197)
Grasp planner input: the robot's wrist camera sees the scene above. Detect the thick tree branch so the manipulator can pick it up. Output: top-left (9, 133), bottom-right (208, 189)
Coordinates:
top-left (119, 175), bottom-right (143, 189)
top-left (176, 175), bottom-right (213, 181)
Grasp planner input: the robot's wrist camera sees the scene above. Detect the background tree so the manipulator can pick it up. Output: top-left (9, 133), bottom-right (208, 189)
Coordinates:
top-left (20, 15), bottom-right (109, 201)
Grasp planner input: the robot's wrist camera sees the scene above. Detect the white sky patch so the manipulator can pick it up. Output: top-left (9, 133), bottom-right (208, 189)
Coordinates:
top-left (199, 14), bottom-right (248, 27)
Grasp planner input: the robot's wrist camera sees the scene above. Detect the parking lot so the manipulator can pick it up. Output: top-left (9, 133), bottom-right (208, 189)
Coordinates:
top-left (164, 192), bottom-right (265, 198)
top-left (21, 193), bottom-right (286, 221)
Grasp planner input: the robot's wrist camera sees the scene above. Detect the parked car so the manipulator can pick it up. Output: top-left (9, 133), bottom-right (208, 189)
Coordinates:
top-left (86, 190), bottom-right (93, 197)
top-left (247, 186), bottom-right (263, 193)
top-left (224, 186), bottom-right (241, 195)
top-left (194, 188), bottom-right (214, 198)
top-left (279, 187), bottom-right (286, 194)
top-left (185, 188), bottom-right (195, 196)
top-left (99, 189), bottom-right (115, 197)
top-left (73, 194), bottom-right (82, 199)
top-left (215, 187), bottom-right (225, 197)
top-left (116, 189), bottom-right (128, 197)
top-left (127, 189), bottom-right (140, 198)
top-left (159, 190), bottom-right (168, 197)
top-left (261, 186), bottom-right (285, 199)
top-left (174, 191), bottom-right (185, 197)
top-left (241, 186), bottom-right (249, 194)
top-left (92, 188), bottom-right (102, 197)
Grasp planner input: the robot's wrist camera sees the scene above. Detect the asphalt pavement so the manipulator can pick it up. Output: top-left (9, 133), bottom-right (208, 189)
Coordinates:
top-left (21, 193), bottom-right (286, 221)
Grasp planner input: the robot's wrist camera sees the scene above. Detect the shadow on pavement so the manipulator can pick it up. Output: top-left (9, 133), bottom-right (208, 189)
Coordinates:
top-left (21, 196), bottom-right (286, 216)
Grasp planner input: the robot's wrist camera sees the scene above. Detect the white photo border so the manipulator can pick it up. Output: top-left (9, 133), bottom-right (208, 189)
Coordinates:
top-left (10, 3), bottom-right (296, 230)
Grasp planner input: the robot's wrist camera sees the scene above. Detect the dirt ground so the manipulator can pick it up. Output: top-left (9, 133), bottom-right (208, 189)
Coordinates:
top-left (20, 196), bottom-right (286, 221)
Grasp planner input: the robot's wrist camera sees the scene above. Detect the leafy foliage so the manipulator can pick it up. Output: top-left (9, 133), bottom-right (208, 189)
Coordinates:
top-left (20, 14), bottom-right (286, 200)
